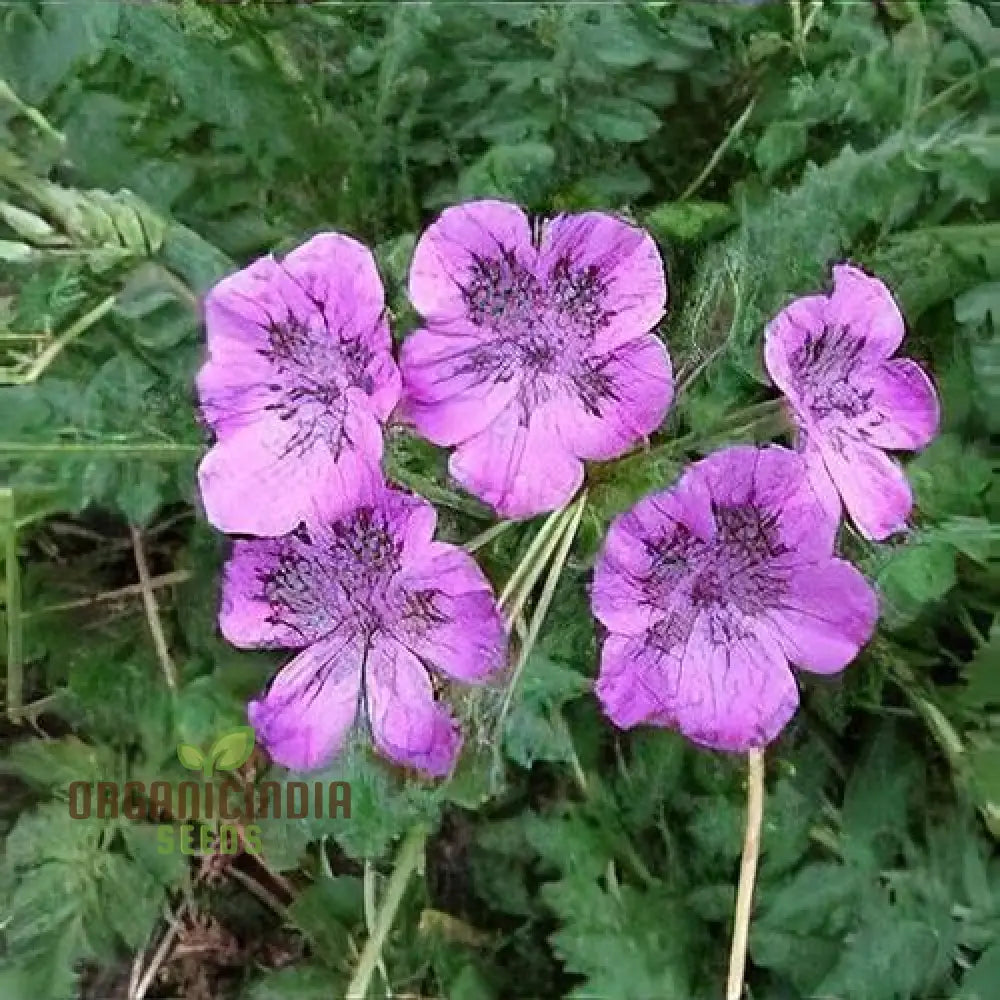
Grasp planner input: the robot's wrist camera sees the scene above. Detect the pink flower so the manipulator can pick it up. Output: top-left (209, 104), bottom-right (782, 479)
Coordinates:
top-left (221, 483), bottom-right (507, 775)
top-left (400, 200), bottom-right (673, 520)
top-left (592, 445), bottom-right (877, 752)
top-left (196, 233), bottom-right (401, 536)
top-left (764, 263), bottom-right (940, 540)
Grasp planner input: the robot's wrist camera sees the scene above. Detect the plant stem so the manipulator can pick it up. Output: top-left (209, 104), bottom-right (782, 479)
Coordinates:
top-left (0, 440), bottom-right (200, 457)
top-left (0, 294), bottom-right (116, 385)
top-left (463, 519), bottom-right (512, 554)
top-left (498, 503), bottom-right (573, 611)
top-left (346, 825), bottom-right (427, 1000)
top-left (496, 492), bottom-right (587, 741)
top-left (364, 860), bottom-right (392, 996)
top-left (130, 525), bottom-right (179, 692)
top-left (4, 495), bottom-right (22, 723)
top-left (726, 749), bottom-right (765, 1000)
top-left (679, 97), bottom-right (757, 202)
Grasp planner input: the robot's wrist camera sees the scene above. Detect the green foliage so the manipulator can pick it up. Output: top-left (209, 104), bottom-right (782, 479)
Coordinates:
top-left (1, 1), bottom-right (998, 997)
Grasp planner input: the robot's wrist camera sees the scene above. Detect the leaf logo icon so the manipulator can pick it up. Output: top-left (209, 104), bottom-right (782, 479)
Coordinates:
top-left (177, 743), bottom-right (205, 772)
top-left (176, 727), bottom-right (255, 779)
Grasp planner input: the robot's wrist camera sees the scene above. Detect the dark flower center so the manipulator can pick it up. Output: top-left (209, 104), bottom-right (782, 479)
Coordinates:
top-left (641, 502), bottom-right (790, 647)
top-left (257, 312), bottom-right (375, 457)
top-left (791, 325), bottom-right (872, 424)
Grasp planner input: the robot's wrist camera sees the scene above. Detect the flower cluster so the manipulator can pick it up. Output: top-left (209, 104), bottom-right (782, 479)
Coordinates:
top-left (198, 204), bottom-right (938, 770)
top-left (197, 232), bottom-right (509, 775)
top-left (593, 264), bottom-right (939, 751)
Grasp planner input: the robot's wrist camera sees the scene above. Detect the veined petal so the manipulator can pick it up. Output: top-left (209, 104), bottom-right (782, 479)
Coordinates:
top-left (763, 293), bottom-right (829, 404)
top-left (826, 263), bottom-right (905, 361)
top-left (392, 542), bottom-right (507, 682)
top-left (596, 618), bottom-right (799, 752)
top-left (198, 404), bottom-right (383, 536)
top-left (762, 559), bottom-right (877, 675)
top-left (248, 635), bottom-right (363, 771)
top-left (281, 232), bottom-right (387, 346)
top-left (817, 434), bottom-right (913, 540)
top-left (409, 200), bottom-right (534, 325)
top-left (399, 325), bottom-right (521, 446)
top-left (220, 536), bottom-right (313, 648)
top-left (553, 334), bottom-right (673, 461)
top-left (365, 637), bottom-right (462, 776)
top-left (449, 404), bottom-right (584, 520)
top-left (855, 358), bottom-right (940, 450)
top-left (539, 212), bottom-right (667, 353)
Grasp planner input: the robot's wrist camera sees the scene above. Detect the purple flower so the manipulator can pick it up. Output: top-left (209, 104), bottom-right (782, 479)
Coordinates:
top-left (196, 233), bottom-right (401, 536)
top-left (764, 263), bottom-right (940, 541)
top-left (400, 200), bottom-right (673, 520)
top-left (592, 445), bottom-right (877, 752)
top-left (220, 482), bottom-right (506, 775)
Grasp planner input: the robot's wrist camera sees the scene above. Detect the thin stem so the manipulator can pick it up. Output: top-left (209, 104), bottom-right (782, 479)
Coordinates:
top-left (498, 503), bottom-right (573, 610)
top-left (726, 749), bottom-right (765, 1000)
top-left (496, 492), bottom-right (587, 740)
top-left (130, 526), bottom-right (179, 692)
top-left (23, 569), bottom-right (191, 618)
top-left (679, 97), bottom-right (757, 202)
top-left (4, 504), bottom-right (23, 723)
top-left (463, 519), bottom-right (512, 554)
top-left (364, 860), bottom-right (392, 996)
top-left (0, 294), bottom-right (116, 385)
top-left (132, 900), bottom-right (189, 1000)
top-left (0, 440), bottom-right (200, 457)
top-left (346, 825), bottom-right (427, 1000)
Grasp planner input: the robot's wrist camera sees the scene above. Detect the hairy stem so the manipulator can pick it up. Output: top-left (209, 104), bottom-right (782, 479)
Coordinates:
top-left (726, 749), bottom-right (765, 1000)
top-left (347, 824), bottom-right (427, 1000)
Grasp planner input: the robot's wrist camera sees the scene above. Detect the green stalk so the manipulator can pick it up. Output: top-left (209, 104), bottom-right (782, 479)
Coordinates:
top-left (496, 492), bottom-right (587, 741)
top-left (346, 824), bottom-right (427, 1000)
top-left (498, 503), bottom-right (574, 610)
top-left (1, 294), bottom-right (116, 386)
top-left (0, 441), bottom-right (200, 457)
top-left (463, 519), bottom-right (513, 554)
top-left (3, 489), bottom-right (22, 722)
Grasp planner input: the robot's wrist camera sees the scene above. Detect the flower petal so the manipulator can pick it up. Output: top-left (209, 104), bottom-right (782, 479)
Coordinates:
top-left (409, 200), bottom-right (534, 327)
top-left (826, 263), bottom-right (905, 361)
top-left (763, 559), bottom-right (878, 674)
top-left (365, 637), bottom-right (462, 776)
top-left (855, 358), bottom-right (940, 450)
top-left (220, 537), bottom-right (308, 648)
top-left (198, 404), bottom-right (383, 536)
top-left (553, 334), bottom-right (673, 461)
top-left (690, 444), bottom-right (838, 559)
top-left (538, 212), bottom-right (667, 352)
top-left (449, 404), bottom-right (584, 519)
top-left (596, 618), bottom-right (799, 751)
top-left (591, 474), bottom-right (714, 635)
top-left (281, 233), bottom-right (387, 343)
top-left (392, 542), bottom-right (507, 681)
top-left (399, 326), bottom-right (521, 445)
top-left (763, 293), bottom-right (829, 403)
top-left (817, 435), bottom-right (913, 540)
top-left (248, 635), bottom-right (363, 771)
